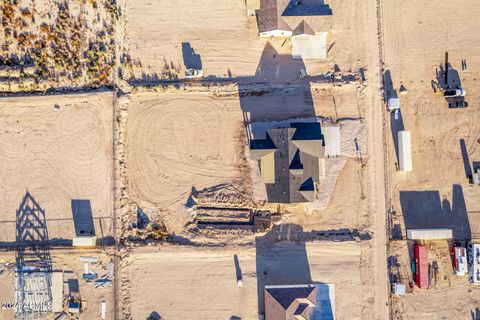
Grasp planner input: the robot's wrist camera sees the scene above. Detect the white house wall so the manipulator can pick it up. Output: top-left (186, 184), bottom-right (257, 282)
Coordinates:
top-left (259, 30), bottom-right (293, 37)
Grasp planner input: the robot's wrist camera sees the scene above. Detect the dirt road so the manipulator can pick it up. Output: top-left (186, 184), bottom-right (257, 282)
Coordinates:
top-left (364, 0), bottom-right (390, 318)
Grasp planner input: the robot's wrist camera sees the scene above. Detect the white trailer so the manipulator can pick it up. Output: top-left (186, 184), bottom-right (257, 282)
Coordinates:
top-left (467, 241), bottom-right (480, 284)
top-left (406, 228), bottom-right (453, 240)
top-left (398, 130), bottom-right (412, 171)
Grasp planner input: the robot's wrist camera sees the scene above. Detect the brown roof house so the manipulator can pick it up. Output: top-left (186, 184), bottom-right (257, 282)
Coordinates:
top-left (250, 122), bottom-right (325, 203)
top-left (256, 0), bottom-right (333, 59)
top-left (264, 284), bottom-right (317, 320)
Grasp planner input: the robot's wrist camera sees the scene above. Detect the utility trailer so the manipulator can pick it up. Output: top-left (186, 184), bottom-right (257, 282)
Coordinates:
top-left (398, 130), bottom-right (412, 171)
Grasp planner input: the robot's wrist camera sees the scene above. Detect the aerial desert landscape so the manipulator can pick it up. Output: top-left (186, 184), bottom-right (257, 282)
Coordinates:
top-left (0, 0), bottom-right (479, 319)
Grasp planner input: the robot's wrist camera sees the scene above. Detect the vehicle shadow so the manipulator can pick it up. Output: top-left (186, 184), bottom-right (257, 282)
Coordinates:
top-left (181, 42), bottom-right (202, 70)
top-left (390, 110), bottom-right (405, 169)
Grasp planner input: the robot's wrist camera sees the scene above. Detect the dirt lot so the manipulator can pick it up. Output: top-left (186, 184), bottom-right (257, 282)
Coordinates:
top-left (123, 0), bottom-right (369, 81)
top-left (0, 92), bottom-right (114, 243)
top-left (125, 83), bottom-right (367, 235)
top-left (126, 92), bottom-right (249, 211)
top-left (125, 241), bottom-right (373, 320)
top-left (389, 241), bottom-right (480, 320)
top-left (382, 0), bottom-right (480, 318)
top-left (384, 0), bottom-right (480, 240)
top-left (0, 250), bottom-right (114, 320)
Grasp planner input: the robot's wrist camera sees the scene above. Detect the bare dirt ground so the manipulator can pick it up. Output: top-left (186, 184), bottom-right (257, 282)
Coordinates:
top-left (0, 251), bottom-right (114, 320)
top-left (0, 0), bottom-right (396, 319)
top-left (382, 0), bottom-right (480, 318)
top-left (126, 92), bottom-right (249, 211)
top-left (124, 83), bottom-right (369, 238)
top-left (384, 0), bottom-right (480, 240)
top-left (125, 241), bottom-right (372, 320)
top-left (0, 92), bottom-right (114, 242)
top-left (389, 241), bottom-right (480, 320)
top-left (122, 0), bottom-right (368, 82)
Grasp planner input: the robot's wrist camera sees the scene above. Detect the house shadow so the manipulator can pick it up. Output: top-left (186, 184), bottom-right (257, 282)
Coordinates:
top-left (181, 42), bottom-right (202, 70)
top-left (15, 191), bottom-right (52, 271)
top-left (239, 42), bottom-right (316, 142)
top-left (399, 185), bottom-right (471, 240)
top-left (255, 224), bottom-right (312, 314)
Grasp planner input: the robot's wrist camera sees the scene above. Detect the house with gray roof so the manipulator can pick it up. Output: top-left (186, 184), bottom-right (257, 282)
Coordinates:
top-left (250, 122), bottom-right (325, 203)
top-left (264, 284), bottom-right (317, 320)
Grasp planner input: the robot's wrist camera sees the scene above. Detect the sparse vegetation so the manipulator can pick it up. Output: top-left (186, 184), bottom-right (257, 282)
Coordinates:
top-left (0, 0), bottom-right (117, 91)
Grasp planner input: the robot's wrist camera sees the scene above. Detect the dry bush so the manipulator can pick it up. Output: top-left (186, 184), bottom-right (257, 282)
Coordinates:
top-left (39, 23), bottom-right (49, 34)
top-left (20, 7), bottom-right (32, 19)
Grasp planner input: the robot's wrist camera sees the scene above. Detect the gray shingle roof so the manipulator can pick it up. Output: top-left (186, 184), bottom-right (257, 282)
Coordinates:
top-left (258, 0), bottom-right (333, 33)
top-left (251, 122), bottom-right (324, 203)
top-left (266, 286), bottom-right (316, 310)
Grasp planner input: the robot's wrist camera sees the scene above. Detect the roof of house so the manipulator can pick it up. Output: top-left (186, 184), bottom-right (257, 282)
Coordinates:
top-left (250, 122), bottom-right (324, 203)
top-left (265, 285), bottom-right (317, 320)
top-left (258, 0), bottom-right (332, 33)
top-left (292, 20), bottom-right (315, 36)
top-left (266, 285), bottom-right (316, 310)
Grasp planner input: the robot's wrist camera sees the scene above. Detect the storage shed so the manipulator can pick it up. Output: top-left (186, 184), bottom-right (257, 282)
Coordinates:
top-left (406, 228), bottom-right (453, 240)
top-left (398, 130), bottom-right (412, 171)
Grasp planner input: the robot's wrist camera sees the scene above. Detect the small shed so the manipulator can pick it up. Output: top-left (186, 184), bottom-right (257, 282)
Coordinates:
top-left (406, 228), bottom-right (453, 240)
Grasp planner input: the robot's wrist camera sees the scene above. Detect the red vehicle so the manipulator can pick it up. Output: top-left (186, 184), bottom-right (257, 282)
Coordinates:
top-left (414, 244), bottom-right (428, 288)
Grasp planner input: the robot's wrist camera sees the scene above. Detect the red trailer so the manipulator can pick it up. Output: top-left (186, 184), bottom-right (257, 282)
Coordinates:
top-left (414, 244), bottom-right (428, 289)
